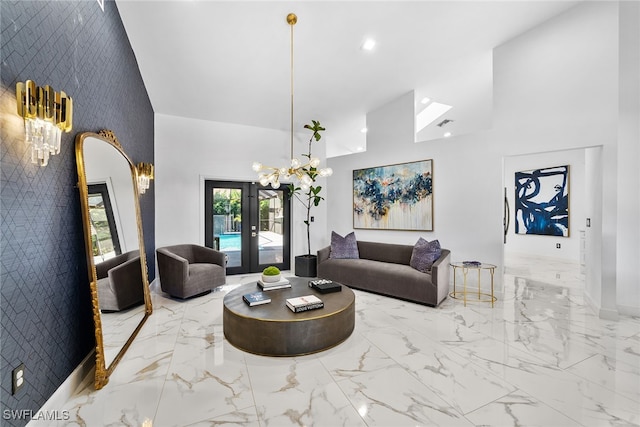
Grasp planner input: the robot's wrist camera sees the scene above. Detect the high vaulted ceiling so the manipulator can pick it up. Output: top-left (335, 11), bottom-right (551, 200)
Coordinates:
top-left (116, 0), bottom-right (580, 157)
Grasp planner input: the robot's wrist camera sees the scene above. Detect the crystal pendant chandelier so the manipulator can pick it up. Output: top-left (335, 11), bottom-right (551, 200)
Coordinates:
top-left (16, 80), bottom-right (73, 166)
top-left (136, 162), bottom-right (154, 194)
top-left (252, 13), bottom-right (332, 191)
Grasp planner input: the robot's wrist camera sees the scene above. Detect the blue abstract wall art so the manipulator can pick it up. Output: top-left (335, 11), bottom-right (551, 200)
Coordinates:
top-left (515, 165), bottom-right (569, 237)
top-left (353, 159), bottom-right (433, 230)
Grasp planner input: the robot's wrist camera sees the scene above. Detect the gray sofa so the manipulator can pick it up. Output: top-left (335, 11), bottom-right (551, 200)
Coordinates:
top-left (317, 241), bottom-right (450, 307)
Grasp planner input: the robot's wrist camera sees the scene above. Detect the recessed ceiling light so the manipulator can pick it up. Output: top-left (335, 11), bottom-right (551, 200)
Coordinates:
top-left (361, 39), bottom-right (376, 51)
top-left (356, 146), bottom-right (364, 151)
top-left (360, 127), bottom-right (368, 133)
top-left (420, 97), bottom-right (431, 105)
top-left (444, 132), bottom-right (452, 138)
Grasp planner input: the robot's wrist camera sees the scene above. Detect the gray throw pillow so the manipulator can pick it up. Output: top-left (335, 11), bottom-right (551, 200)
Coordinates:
top-left (410, 238), bottom-right (441, 273)
top-left (330, 231), bottom-right (360, 259)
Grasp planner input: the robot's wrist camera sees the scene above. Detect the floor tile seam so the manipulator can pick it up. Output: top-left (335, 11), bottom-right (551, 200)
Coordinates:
top-left (371, 335), bottom-right (521, 417)
top-left (447, 340), bottom-right (566, 397)
top-left (393, 321), bottom-right (449, 347)
top-left (178, 404), bottom-right (259, 426)
top-left (241, 346), bottom-right (264, 427)
top-left (252, 364), bottom-right (358, 427)
top-left (316, 359), bottom-right (371, 427)
top-left (560, 352), bottom-right (603, 372)
top-left (508, 367), bottom-right (640, 426)
top-left (562, 359), bottom-right (640, 404)
top-left (448, 334), bottom-right (557, 373)
top-left (331, 368), bottom-right (463, 427)
top-left (151, 295), bottom-right (193, 425)
top-left (319, 331), bottom-right (406, 384)
top-left (623, 331), bottom-right (640, 342)
top-left (459, 388), bottom-right (513, 417)
top-left (431, 344), bottom-right (522, 402)
top-left (409, 374), bottom-right (484, 420)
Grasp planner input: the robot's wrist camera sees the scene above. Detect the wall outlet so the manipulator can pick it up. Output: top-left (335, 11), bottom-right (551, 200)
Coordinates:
top-left (556, 243), bottom-right (561, 249)
top-left (12, 363), bottom-right (25, 395)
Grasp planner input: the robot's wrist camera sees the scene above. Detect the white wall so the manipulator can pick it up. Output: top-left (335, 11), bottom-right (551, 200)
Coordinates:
top-left (327, 91), bottom-right (503, 271)
top-left (154, 114), bottom-right (329, 265)
top-left (616, 0), bottom-right (640, 316)
top-left (504, 149), bottom-right (586, 262)
top-left (584, 146), bottom-right (603, 311)
top-left (326, 2), bottom-right (639, 315)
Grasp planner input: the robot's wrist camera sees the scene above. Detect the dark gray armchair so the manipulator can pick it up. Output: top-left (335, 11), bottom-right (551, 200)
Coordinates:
top-left (96, 250), bottom-right (145, 312)
top-left (156, 244), bottom-right (226, 299)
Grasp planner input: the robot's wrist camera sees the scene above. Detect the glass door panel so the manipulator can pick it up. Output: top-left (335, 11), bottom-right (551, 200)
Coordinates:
top-left (212, 187), bottom-right (243, 268)
top-left (257, 189), bottom-right (285, 266)
top-left (88, 183), bottom-right (121, 264)
top-left (205, 181), bottom-right (289, 274)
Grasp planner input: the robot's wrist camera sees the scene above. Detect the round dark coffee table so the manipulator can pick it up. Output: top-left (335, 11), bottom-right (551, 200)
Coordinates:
top-left (223, 277), bottom-right (355, 356)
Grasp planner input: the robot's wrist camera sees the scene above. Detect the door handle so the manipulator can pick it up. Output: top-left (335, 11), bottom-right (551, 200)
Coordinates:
top-left (504, 187), bottom-right (510, 244)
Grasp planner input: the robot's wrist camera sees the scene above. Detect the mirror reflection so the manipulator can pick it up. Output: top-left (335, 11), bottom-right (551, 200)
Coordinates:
top-left (76, 131), bottom-right (152, 389)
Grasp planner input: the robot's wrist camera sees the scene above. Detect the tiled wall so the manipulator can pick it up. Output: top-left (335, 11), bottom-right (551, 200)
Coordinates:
top-left (0, 0), bottom-right (154, 424)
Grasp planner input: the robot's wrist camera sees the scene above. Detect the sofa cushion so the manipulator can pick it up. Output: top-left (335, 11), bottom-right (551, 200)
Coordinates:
top-left (330, 231), bottom-right (360, 259)
top-left (410, 238), bottom-right (441, 273)
top-left (318, 258), bottom-right (437, 305)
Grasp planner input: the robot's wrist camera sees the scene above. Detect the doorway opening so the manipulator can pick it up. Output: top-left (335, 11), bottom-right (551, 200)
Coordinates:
top-left (502, 148), bottom-right (592, 289)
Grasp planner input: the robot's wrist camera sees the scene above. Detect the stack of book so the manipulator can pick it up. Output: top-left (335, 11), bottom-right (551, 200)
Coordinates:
top-left (242, 291), bottom-right (271, 306)
top-left (285, 295), bottom-right (324, 313)
top-left (258, 277), bottom-right (291, 291)
top-left (308, 279), bottom-right (342, 294)
top-left (462, 261), bottom-right (482, 267)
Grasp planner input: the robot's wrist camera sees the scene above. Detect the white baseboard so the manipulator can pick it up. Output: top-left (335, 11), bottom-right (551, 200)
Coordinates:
top-left (599, 307), bottom-right (620, 321)
top-left (584, 291), bottom-right (620, 320)
top-left (617, 303), bottom-right (640, 318)
top-left (26, 350), bottom-right (95, 426)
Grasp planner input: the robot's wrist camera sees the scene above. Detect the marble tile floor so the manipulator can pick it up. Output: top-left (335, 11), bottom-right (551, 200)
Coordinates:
top-left (44, 257), bottom-right (639, 426)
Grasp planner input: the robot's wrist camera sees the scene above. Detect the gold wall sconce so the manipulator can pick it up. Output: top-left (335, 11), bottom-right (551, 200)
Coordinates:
top-left (136, 162), bottom-right (154, 194)
top-left (16, 80), bottom-right (73, 166)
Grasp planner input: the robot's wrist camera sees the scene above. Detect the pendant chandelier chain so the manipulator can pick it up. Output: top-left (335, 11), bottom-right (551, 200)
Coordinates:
top-left (290, 17), bottom-right (295, 160)
top-left (251, 13), bottom-right (332, 191)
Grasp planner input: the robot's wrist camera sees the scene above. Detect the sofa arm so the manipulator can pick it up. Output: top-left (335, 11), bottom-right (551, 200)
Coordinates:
top-left (95, 250), bottom-right (139, 279)
top-left (431, 249), bottom-right (451, 304)
top-left (107, 255), bottom-right (143, 298)
top-left (191, 245), bottom-right (226, 267)
top-left (317, 246), bottom-right (331, 264)
top-left (157, 248), bottom-right (189, 286)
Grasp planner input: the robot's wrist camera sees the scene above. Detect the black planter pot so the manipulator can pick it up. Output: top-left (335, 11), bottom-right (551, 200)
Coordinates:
top-left (295, 255), bottom-right (317, 278)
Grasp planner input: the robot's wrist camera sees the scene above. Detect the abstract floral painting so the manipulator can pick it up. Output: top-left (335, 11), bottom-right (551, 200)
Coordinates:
top-left (515, 165), bottom-right (569, 236)
top-left (353, 159), bottom-right (433, 230)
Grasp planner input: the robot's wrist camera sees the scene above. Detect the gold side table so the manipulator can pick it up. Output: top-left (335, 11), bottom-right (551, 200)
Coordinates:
top-left (450, 262), bottom-right (497, 307)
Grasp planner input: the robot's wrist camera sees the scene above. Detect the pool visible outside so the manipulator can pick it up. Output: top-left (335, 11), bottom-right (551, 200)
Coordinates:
top-left (218, 233), bottom-right (241, 251)
top-left (217, 232), bottom-right (284, 266)
top-left (216, 232), bottom-right (283, 252)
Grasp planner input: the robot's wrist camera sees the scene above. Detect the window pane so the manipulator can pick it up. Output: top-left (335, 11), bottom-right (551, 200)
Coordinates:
top-left (213, 188), bottom-right (242, 268)
top-left (258, 189), bottom-right (284, 264)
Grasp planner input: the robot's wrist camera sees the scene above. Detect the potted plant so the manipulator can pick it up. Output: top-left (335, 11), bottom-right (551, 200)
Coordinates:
top-left (289, 120), bottom-right (332, 277)
top-left (262, 266), bottom-right (282, 283)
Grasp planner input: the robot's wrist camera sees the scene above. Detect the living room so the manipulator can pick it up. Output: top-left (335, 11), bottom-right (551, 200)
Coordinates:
top-left (1, 1), bottom-right (639, 426)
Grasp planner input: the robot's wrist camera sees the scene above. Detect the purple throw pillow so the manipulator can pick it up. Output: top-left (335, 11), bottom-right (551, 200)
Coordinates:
top-left (330, 231), bottom-right (360, 259)
top-left (410, 238), bottom-right (441, 273)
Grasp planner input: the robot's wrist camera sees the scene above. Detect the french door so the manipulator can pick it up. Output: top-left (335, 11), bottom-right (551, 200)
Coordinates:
top-left (204, 180), bottom-right (290, 275)
top-left (87, 183), bottom-right (122, 263)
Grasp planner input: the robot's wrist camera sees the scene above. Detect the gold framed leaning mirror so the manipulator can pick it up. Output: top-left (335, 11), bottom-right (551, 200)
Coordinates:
top-left (75, 130), bottom-right (152, 389)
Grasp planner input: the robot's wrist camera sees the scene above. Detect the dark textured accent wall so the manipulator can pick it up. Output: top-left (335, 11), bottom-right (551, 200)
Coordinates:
top-left (0, 0), bottom-right (154, 424)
